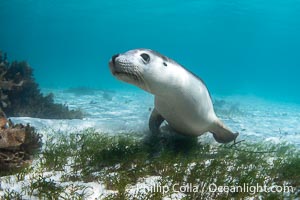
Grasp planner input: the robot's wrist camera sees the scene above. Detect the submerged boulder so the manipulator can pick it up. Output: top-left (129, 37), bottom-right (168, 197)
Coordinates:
top-left (0, 113), bottom-right (42, 172)
top-left (0, 127), bottom-right (26, 149)
top-left (0, 110), bottom-right (26, 149)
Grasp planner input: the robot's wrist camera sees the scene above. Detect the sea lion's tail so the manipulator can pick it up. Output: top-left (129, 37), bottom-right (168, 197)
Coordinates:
top-left (209, 120), bottom-right (239, 143)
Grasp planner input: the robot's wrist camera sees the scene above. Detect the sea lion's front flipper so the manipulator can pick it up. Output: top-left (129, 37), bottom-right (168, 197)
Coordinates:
top-left (149, 108), bottom-right (165, 133)
top-left (209, 120), bottom-right (239, 143)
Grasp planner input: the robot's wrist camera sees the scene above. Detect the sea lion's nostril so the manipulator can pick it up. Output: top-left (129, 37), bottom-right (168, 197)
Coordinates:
top-left (112, 54), bottom-right (119, 64)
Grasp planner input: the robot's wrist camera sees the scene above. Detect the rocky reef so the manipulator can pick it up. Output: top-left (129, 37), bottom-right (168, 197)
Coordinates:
top-left (0, 50), bottom-right (82, 173)
top-left (0, 51), bottom-right (83, 119)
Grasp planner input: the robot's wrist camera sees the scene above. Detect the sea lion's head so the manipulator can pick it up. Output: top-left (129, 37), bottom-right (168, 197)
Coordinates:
top-left (109, 49), bottom-right (183, 94)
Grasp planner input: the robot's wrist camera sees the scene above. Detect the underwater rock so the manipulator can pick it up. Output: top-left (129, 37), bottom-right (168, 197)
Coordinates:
top-left (213, 99), bottom-right (226, 108)
top-left (89, 100), bottom-right (98, 104)
top-left (0, 115), bottom-right (42, 172)
top-left (102, 91), bottom-right (113, 101)
top-left (0, 127), bottom-right (26, 149)
top-left (63, 86), bottom-right (97, 96)
top-left (213, 98), bottom-right (243, 117)
top-left (0, 110), bottom-right (8, 129)
top-left (0, 51), bottom-right (83, 119)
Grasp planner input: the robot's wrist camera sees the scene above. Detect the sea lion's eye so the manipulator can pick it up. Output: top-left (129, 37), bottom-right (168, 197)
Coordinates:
top-left (163, 62), bottom-right (167, 67)
top-left (140, 53), bottom-right (150, 63)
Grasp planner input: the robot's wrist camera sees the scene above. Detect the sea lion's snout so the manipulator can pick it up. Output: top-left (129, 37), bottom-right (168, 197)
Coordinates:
top-left (109, 51), bottom-right (146, 89)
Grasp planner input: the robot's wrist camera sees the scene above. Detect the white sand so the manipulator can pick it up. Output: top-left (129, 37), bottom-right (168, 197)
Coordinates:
top-left (11, 88), bottom-right (300, 147)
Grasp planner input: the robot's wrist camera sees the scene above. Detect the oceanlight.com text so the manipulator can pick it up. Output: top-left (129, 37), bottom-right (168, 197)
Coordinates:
top-left (208, 183), bottom-right (294, 195)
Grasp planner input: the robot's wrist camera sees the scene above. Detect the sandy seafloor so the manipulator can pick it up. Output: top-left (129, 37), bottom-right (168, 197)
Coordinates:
top-left (12, 88), bottom-right (300, 146)
top-left (1, 88), bottom-right (300, 199)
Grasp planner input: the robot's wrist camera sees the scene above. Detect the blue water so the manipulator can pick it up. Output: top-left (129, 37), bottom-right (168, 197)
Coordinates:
top-left (1, 0), bottom-right (300, 102)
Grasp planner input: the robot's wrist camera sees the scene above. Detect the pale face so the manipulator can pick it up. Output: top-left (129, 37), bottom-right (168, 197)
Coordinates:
top-left (109, 49), bottom-right (184, 95)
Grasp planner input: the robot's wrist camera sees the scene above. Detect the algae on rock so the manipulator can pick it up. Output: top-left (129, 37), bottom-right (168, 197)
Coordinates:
top-left (0, 50), bottom-right (83, 119)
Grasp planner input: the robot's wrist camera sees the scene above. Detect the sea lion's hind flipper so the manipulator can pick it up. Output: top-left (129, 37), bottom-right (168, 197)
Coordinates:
top-left (209, 120), bottom-right (239, 143)
top-left (149, 108), bottom-right (165, 133)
